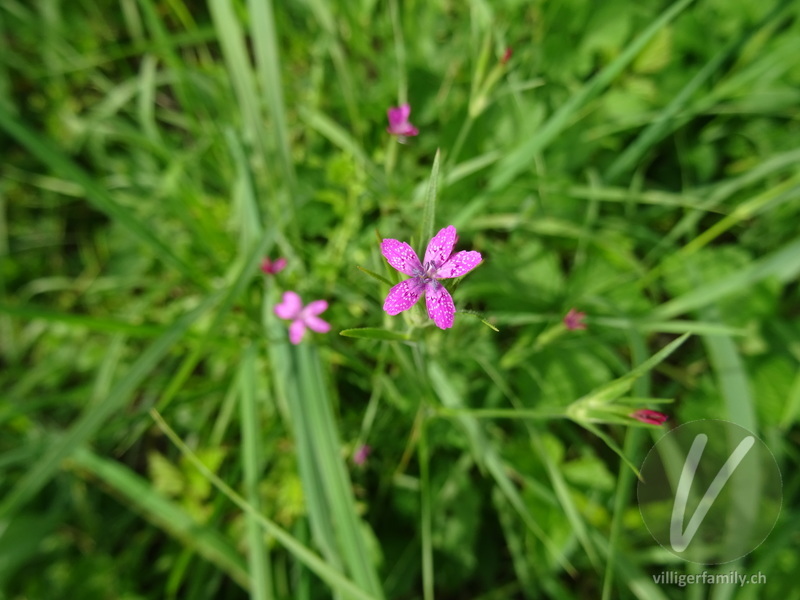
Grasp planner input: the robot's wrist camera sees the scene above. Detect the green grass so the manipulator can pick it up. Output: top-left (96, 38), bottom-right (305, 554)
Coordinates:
top-left (2, 0), bottom-right (800, 598)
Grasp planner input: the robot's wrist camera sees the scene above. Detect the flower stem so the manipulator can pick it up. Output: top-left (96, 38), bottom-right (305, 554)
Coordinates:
top-left (448, 114), bottom-right (475, 168)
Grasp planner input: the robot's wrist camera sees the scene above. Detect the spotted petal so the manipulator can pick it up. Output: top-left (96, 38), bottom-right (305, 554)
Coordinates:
top-left (383, 278), bottom-right (424, 315)
top-left (425, 280), bottom-right (455, 329)
top-left (436, 250), bottom-right (482, 279)
top-left (381, 239), bottom-right (422, 276)
top-left (423, 225), bottom-right (457, 270)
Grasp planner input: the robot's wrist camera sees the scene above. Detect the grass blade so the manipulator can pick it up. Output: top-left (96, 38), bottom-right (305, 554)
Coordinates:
top-left (652, 236), bottom-right (800, 320)
top-left (239, 344), bottom-right (274, 600)
top-left (0, 107), bottom-right (205, 286)
top-left (70, 447), bottom-right (250, 589)
top-left (420, 149), bottom-right (441, 253)
top-left (267, 287), bottom-right (384, 598)
top-left (248, 0), bottom-right (296, 189)
top-left (296, 343), bottom-right (385, 598)
top-left (150, 410), bottom-right (379, 600)
top-left (0, 291), bottom-right (221, 521)
top-left (339, 328), bottom-right (410, 341)
top-left (428, 360), bottom-right (576, 576)
top-left (604, 0), bottom-right (790, 183)
top-left (208, 0), bottom-right (270, 163)
top-left (489, 0), bottom-right (695, 191)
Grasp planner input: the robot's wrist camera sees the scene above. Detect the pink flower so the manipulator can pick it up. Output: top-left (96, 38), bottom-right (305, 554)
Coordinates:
top-left (274, 291), bottom-right (331, 344)
top-left (386, 103), bottom-right (419, 139)
top-left (353, 444), bottom-right (371, 466)
top-left (631, 409), bottom-right (668, 426)
top-left (563, 308), bottom-right (587, 331)
top-left (381, 225), bottom-right (482, 329)
top-left (260, 256), bottom-right (287, 275)
top-left (501, 47), bottom-right (513, 65)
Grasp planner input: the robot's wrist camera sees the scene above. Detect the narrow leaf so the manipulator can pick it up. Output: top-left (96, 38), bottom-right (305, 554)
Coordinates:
top-left (340, 328), bottom-right (410, 342)
top-left (420, 149), bottom-right (441, 254)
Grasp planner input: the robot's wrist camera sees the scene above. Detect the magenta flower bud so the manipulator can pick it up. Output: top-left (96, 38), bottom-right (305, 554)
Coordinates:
top-left (386, 103), bottom-right (419, 139)
top-left (353, 444), bottom-right (371, 466)
top-left (563, 308), bottom-right (587, 331)
top-left (260, 257), bottom-right (287, 275)
top-left (631, 409), bottom-right (668, 426)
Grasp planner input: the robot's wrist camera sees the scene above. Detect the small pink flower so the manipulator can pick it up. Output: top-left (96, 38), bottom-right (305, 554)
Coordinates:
top-left (563, 308), bottom-right (587, 331)
top-left (274, 291), bottom-right (331, 344)
top-left (353, 444), bottom-right (371, 466)
top-left (381, 225), bottom-right (482, 329)
top-left (501, 47), bottom-right (513, 65)
top-left (631, 409), bottom-right (668, 426)
top-left (260, 256), bottom-right (287, 275)
top-left (386, 103), bottom-right (419, 139)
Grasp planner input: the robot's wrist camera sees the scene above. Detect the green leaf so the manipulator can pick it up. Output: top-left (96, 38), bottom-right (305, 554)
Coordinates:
top-left (238, 344), bottom-right (273, 600)
top-left (339, 328), bottom-right (410, 342)
top-left (577, 333), bottom-right (691, 406)
top-left (457, 310), bottom-right (500, 332)
top-left (357, 266), bottom-right (394, 286)
top-left (420, 149), bottom-right (441, 254)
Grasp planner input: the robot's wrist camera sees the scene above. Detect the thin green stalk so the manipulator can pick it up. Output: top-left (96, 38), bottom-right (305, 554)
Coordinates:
top-left (447, 114), bottom-right (475, 169)
top-left (418, 413), bottom-right (434, 600)
top-left (389, 0), bottom-right (407, 104)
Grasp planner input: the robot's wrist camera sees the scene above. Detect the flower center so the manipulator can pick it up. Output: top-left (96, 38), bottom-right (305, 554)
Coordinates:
top-left (422, 260), bottom-right (438, 279)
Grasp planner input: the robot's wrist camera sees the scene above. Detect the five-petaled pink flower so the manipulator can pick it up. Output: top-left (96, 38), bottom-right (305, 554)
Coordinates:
top-left (353, 444), bottom-right (371, 466)
top-left (381, 225), bottom-right (482, 329)
top-left (386, 103), bottom-right (419, 139)
top-left (563, 308), bottom-right (587, 330)
top-left (631, 409), bottom-right (668, 426)
top-left (260, 256), bottom-right (287, 275)
top-left (274, 291), bottom-right (331, 345)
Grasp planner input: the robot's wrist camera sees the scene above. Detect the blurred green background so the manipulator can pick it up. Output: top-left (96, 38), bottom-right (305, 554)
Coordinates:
top-left (1, 0), bottom-right (799, 598)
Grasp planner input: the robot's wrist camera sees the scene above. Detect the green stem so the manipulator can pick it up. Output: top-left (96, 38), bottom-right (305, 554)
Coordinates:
top-left (448, 114), bottom-right (475, 168)
top-left (433, 407), bottom-right (567, 420)
top-left (419, 413), bottom-right (434, 600)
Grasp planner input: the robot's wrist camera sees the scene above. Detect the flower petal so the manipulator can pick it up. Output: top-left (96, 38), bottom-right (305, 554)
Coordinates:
top-left (302, 299), bottom-right (328, 317)
top-left (275, 291), bottom-right (302, 320)
top-left (270, 257), bottom-right (287, 273)
top-left (387, 104), bottom-right (410, 126)
top-left (288, 320), bottom-right (306, 345)
top-left (423, 225), bottom-right (457, 270)
top-left (381, 239), bottom-right (422, 276)
top-left (398, 103), bottom-right (411, 122)
top-left (388, 124), bottom-right (419, 137)
top-left (383, 278), bottom-right (424, 315)
top-left (304, 315), bottom-right (331, 334)
top-left (425, 281), bottom-right (455, 329)
top-left (436, 250), bottom-right (482, 278)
